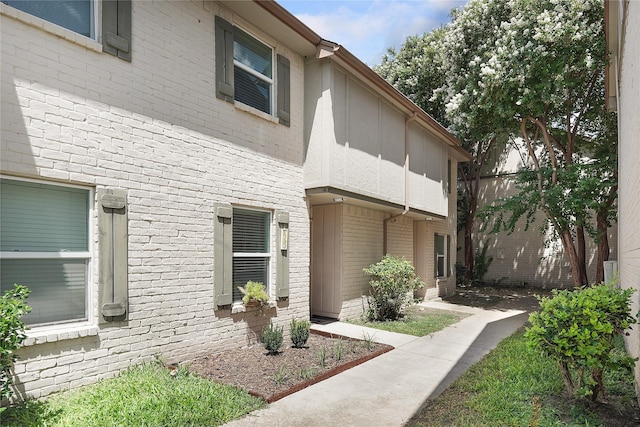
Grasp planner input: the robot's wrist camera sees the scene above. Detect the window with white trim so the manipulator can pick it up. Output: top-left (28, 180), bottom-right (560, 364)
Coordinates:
top-left (4, 0), bottom-right (132, 61)
top-left (233, 28), bottom-right (273, 114)
top-left (435, 233), bottom-right (448, 278)
top-left (0, 178), bottom-right (91, 326)
top-left (232, 208), bottom-right (271, 303)
top-left (215, 15), bottom-right (291, 126)
top-left (5, 0), bottom-right (96, 39)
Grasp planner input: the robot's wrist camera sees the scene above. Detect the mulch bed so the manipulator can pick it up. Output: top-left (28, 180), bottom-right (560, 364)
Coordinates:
top-left (188, 331), bottom-right (393, 402)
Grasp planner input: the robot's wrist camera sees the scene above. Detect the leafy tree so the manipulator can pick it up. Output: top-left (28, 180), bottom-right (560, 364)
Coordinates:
top-left (442, 0), bottom-right (616, 287)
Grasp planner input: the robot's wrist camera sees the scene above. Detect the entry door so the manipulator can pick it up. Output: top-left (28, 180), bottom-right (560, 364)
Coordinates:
top-left (311, 205), bottom-right (342, 318)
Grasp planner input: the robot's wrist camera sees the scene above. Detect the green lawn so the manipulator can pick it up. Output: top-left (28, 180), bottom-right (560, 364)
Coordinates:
top-left (407, 330), bottom-right (639, 426)
top-left (1, 362), bottom-right (265, 427)
top-left (352, 305), bottom-right (470, 336)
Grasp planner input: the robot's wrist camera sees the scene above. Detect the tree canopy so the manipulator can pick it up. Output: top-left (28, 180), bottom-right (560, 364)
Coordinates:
top-left (376, 0), bottom-right (617, 287)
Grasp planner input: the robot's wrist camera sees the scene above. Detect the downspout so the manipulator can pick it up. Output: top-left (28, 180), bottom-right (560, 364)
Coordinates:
top-left (383, 111), bottom-right (418, 254)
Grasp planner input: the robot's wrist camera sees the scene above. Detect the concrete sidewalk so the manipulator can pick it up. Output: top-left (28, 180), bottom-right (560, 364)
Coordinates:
top-left (224, 301), bottom-right (530, 427)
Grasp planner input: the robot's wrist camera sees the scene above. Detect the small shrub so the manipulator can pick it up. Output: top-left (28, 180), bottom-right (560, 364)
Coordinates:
top-left (333, 338), bottom-right (344, 362)
top-left (361, 332), bottom-right (375, 351)
top-left (261, 322), bottom-right (284, 355)
top-left (473, 240), bottom-right (493, 285)
top-left (317, 347), bottom-right (327, 367)
top-left (525, 282), bottom-right (638, 400)
top-left (274, 365), bottom-right (289, 385)
top-left (290, 318), bottom-right (311, 348)
top-left (1, 284), bottom-right (31, 405)
top-left (363, 255), bottom-right (424, 321)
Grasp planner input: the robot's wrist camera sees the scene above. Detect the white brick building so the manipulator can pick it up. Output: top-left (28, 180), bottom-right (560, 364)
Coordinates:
top-left (605, 0), bottom-right (640, 399)
top-left (0, 0), bottom-right (467, 402)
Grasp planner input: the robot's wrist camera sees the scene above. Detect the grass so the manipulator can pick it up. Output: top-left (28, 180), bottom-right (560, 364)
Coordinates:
top-left (1, 361), bottom-right (265, 427)
top-left (352, 305), bottom-right (470, 336)
top-left (407, 329), bottom-right (639, 426)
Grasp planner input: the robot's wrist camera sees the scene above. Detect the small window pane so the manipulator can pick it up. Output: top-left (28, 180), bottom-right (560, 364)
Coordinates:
top-left (234, 67), bottom-right (271, 113)
top-left (233, 209), bottom-right (269, 253)
top-left (234, 29), bottom-right (272, 78)
top-left (5, 1), bottom-right (93, 38)
top-left (1, 179), bottom-right (89, 252)
top-left (1, 258), bottom-right (87, 325)
top-left (232, 257), bottom-right (269, 302)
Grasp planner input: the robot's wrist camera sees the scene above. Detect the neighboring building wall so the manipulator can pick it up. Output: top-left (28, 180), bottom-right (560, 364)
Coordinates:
top-left (1, 1), bottom-right (309, 402)
top-left (473, 174), bottom-right (617, 288)
top-left (615, 0), bottom-right (640, 399)
top-left (463, 145), bottom-right (617, 288)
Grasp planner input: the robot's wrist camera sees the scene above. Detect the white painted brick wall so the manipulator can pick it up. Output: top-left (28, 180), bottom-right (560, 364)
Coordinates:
top-left (1, 1), bottom-right (310, 402)
top-left (617, 1), bottom-right (640, 398)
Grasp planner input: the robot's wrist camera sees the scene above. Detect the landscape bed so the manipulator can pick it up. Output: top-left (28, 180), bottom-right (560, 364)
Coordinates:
top-left (188, 330), bottom-right (394, 402)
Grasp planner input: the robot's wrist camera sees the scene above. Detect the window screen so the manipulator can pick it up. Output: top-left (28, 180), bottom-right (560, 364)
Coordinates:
top-left (232, 209), bottom-right (271, 302)
top-left (0, 179), bottom-right (90, 325)
top-left (233, 28), bottom-right (273, 114)
top-left (5, 1), bottom-right (94, 38)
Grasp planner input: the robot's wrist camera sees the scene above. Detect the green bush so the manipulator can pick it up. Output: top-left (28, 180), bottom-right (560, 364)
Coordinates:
top-left (261, 322), bottom-right (284, 355)
top-left (1, 284), bottom-right (31, 405)
top-left (363, 255), bottom-right (424, 321)
top-left (525, 282), bottom-right (638, 400)
top-left (290, 318), bottom-right (310, 348)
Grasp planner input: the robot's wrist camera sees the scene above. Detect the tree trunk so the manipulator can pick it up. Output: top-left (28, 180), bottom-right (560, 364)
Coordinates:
top-left (559, 229), bottom-right (584, 288)
top-left (576, 226), bottom-right (589, 285)
top-left (558, 360), bottom-right (575, 395)
top-left (464, 198), bottom-right (477, 283)
top-left (595, 209), bottom-right (610, 284)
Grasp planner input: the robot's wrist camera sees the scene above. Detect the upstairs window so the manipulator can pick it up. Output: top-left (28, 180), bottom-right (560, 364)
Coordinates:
top-left (233, 28), bottom-right (273, 114)
top-left (5, 0), bottom-right (95, 38)
top-left (215, 15), bottom-right (290, 126)
top-left (4, 0), bottom-right (132, 61)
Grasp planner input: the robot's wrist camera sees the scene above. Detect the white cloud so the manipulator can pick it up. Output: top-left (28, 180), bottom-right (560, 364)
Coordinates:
top-left (286, 0), bottom-right (467, 65)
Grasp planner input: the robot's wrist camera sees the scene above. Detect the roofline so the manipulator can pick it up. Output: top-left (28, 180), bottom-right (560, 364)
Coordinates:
top-left (256, 0), bottom-right (472, 161)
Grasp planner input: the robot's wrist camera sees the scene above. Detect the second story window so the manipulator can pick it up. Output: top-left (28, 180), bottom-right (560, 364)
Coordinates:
top-left (233, 28), bottom-right (273, 114)
top-left (4, 0), bottom-right (131, 61)
top-left (215, 15), bottom-right (290, 126)
top-left (4, 0), bottom-right (95, 38)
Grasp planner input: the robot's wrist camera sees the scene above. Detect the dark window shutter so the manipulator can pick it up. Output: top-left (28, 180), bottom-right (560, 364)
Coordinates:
top-left (277, 54), bottom-right (291, 126)
top-left (97, 188), bottom-right (128, 322)
top-left (102, 0), bottom-right (132, 61)
top-left (215, 16), bottom-right (234, 102)
top-left (275, 211), bottom-right (290, 299)
top-left (214, 203), bottom-right (233, 308)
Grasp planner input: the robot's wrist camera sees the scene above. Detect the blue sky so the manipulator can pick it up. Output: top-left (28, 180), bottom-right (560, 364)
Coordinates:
top-left (278, 0), bottom-right (468, 66)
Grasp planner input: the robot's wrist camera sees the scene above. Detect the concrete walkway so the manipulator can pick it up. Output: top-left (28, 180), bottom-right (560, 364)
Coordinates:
top-left (225, 301), bottom-right (531, 427)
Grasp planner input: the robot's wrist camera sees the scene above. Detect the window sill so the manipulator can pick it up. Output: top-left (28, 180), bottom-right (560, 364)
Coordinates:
top-left (231, 301), bottom-right (277, 314)
top-left (23, 323), bottom-right (99, 347)
top-left (1, 4), bottom-right (102, 53)
top-left (234, 102), bottom-right (280, 125)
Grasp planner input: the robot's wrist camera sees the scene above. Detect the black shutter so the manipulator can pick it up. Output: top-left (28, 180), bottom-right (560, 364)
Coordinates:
top-left (277, 54), bottom-right (291, 126)
top-left (215, 16), bottom-right (234, 102)
top-left (102, 0), bottom-right (132, 61)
